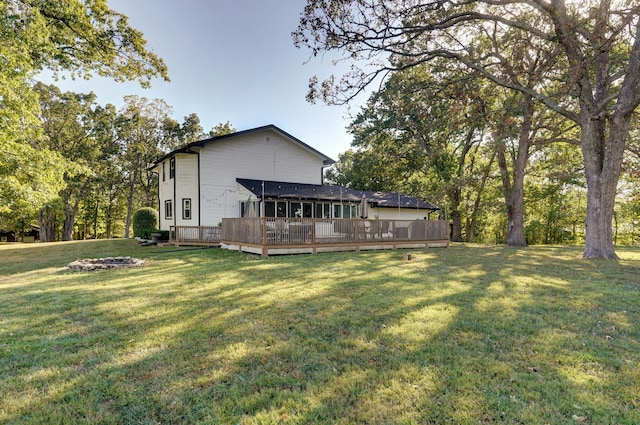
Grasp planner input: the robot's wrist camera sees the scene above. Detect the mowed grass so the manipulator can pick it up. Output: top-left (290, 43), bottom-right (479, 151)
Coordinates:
top-left (1, 240), bottom-right (639, 424)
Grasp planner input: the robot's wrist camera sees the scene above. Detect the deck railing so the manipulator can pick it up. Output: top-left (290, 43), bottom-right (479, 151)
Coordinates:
top-left (169, 225), bottom-right (221, 245)
top-left (222, 217), bottom-right (449, 245)
top-left (169, 218), bottom-right (449, 254)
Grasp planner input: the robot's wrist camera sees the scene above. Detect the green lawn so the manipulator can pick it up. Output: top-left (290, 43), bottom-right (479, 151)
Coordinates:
top-left (1, 240), bottom-right (639, 424)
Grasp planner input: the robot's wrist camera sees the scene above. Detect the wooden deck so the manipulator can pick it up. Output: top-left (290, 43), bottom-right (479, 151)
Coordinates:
top-left (171, 218), bottom-right (449, 255)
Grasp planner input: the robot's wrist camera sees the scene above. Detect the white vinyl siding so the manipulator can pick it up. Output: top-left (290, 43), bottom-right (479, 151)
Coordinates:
top-left (157, 160), bottom-right (173, 229)
top-left (174, 154), bottom-right (199, 226)
top-left (198, 129), bottom-right (326, 225)
top-left (156, 153), bottom-right (199, 230)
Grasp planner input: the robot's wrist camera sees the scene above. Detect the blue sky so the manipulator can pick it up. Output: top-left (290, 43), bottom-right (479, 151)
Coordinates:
top-left (40, 0), bottom-right (366, 160)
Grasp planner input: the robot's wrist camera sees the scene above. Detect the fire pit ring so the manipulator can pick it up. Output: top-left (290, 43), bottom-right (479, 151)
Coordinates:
top-left (67, 257), bottom-right (144, 271)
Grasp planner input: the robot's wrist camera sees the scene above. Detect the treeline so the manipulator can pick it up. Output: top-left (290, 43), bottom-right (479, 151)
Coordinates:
top-left (325, 67), bottom-right (640, 247)
top-left (0, 1), bottom-right (234, 242)
top-left (3, 0), bottom-right (639, 253)
top-left (1, 82), bottom-right (233, 241)
top-left (0, 0), bottom-right (170, 241)
top-left (294, 0), bottom-right (640, 258)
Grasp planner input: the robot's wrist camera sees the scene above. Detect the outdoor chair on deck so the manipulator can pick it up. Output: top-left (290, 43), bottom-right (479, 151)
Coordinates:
top-left (372, 220), bottom-right (391, 239)
top-left (266, 220), bottom-right (289, 244)
top-left (357, 220), bottom-right (371, 240)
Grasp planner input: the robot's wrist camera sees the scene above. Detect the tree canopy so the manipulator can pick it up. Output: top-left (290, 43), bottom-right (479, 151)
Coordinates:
top-left (295, 0), bottom-right (640, 258)
top-left (0, 0), bottom-right (169, 223)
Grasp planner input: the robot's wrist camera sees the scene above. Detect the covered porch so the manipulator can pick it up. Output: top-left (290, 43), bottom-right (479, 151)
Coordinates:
top-left (170, 217), bottom-right (449, 255)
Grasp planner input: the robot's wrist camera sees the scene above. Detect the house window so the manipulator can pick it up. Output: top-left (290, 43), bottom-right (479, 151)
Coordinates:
top-left (162, 162), bottom-right (166, 182)
top-left (240, 201), bottom-right (260, 217)
top-left (264, 201), bottom-right (287, 217)
top-left (290, 202), bottom-right (313, 218)
top-left (165, 199), bottom-right (173, 219)
top-left (182, 198), bottom-right (191, 220)
top-left (333, 203), bottom-right (357, 219)
top-left (169, 158), bottom-right (175, 179)
top-left (315, 203), bottom-right (330, 219)
top-left (344, 204), bottom-right (358, 218)
top-left (333, 204), bottom-right (342, 219)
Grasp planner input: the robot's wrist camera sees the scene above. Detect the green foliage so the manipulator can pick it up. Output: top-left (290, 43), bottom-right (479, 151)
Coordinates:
top-left (9, 0), bottom-right (169, 86)
top-left (33, 83), bottom-right (111, 241)
top-left (132, 207), bottom-right (158, 238)
top-left (0, 0), bottom-right (169, 223)
top-left (337, 65), bottom-right (500, 241)
top-left (295, 0), bottom-right (640, 258)
top-left (162, 114), bottom-right (235, 151)
top-left (209, 120), bottom-right (236, 138)
top-left (0, 140), bottom-right (68, 218)
top-left (325, 146), bottom-right (418, 192)
top-left (162, 113), bottom-right (206, 151)
top-left (0, 1), bottom-right (45, 144)
top-left (116, 95), bottom-right (171, 238)
top-left (76, 103), bottom-right (127, 239)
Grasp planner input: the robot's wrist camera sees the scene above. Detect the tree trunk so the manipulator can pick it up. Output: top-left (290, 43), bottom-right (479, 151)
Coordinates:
top-left (93, 205), bottom-right (99, 239)
top-left (450, 188), bottom-right (463, 242)
top-left (582, 172), bottom-right (618, 259)
top-left (61, 203), bottom-right (78, 241)
top-left (450, 128), bottom-right (476, 243)
top-left (38, 207), bottom-right (58, 242)
top-left (505, 141), bottom-right (528, 247)
top-left (93, 202), bottom-right (99, 239)
top-left (580, 112), bottom-right (628, 259)
top-left (573, 14), bottom-right (639, 258)
top-left (124, 169), bottom-right (139, 239)
top-left (505, 191), bottom-right (527, 247)
top-left (496, 143), bottom-right (528, 247)
top-left (468, 153), bottom-right (494, 242)
top-left (496, 94), bottom-right (533, 247)
top-left (105, 200), bottom-right (112, 239)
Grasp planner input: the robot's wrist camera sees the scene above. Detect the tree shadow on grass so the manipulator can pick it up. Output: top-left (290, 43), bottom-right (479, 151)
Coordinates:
top-left (1, 243), bottom-right (639, 423)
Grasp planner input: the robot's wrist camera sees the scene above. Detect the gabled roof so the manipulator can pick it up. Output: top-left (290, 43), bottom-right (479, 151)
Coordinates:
top-left (152, 124), bottom-right (335, 167)
top-left (237, 178), bottom-right (439, 211)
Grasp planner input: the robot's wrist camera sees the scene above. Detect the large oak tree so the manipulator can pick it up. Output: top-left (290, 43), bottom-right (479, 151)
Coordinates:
top-left (35, 83), bottom-right (101, 241)
top-left (294, 0), bottom-right (640, 259)
top-left (0, 0), bottom-right (168, 223)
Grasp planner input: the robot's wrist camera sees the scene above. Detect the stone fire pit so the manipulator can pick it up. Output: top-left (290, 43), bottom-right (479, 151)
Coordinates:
top-left (67, 256), bottom-right (144, 271)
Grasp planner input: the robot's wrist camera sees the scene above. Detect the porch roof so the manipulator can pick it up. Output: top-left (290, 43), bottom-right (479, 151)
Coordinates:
top-left (237, 178), bottom-right (439, 210)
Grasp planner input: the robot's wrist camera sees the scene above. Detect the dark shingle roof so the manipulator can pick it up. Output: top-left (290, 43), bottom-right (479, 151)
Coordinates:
top-left (237, 178), bottom-right (439, 210)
